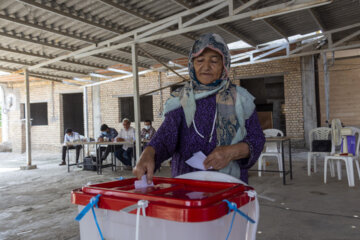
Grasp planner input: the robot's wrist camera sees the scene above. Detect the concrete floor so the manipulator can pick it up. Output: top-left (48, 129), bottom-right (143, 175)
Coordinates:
top-left (0, 149), bottom-right (359, 240)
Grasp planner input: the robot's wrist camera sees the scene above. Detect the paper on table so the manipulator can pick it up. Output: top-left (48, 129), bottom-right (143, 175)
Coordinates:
top-left (185, 151), bottom-right (210, 170)
top-left (134, 175), bottom-right (154, 189)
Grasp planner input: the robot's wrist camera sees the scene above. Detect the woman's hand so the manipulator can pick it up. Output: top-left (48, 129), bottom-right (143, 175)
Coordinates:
top-left (203, 143), bottom-right (250, 170)
top-left (133, 146), bottom-right (156, 184)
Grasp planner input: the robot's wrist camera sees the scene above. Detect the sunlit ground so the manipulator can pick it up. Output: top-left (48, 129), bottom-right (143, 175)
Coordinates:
top-left (0, 167), bottom-right (18, 173)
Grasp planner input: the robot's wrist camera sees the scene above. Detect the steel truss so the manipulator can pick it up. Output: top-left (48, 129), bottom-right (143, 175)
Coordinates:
top-left (5, 0), bottom-right (356, 86)
top-left (28, 0), bottom-right (333, 71)
top-left (230, 22), bottom-right (360, 67)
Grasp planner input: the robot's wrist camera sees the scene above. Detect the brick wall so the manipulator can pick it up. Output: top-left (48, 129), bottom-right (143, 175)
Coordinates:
top-left (318, 56), bottom-right (360, 127)
top-left (0, 57), bottom-right (304, 151)
top-left (0, 72), bottom-right (181, 152)
top-left (96, 71), bottom-right (180, 132)
top-left (6, 80), bottom-right (82, 152)
top-left (232, 58), bottom-right (304, 146)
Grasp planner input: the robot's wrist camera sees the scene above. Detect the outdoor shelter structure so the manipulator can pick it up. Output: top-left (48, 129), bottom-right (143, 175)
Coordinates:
top-left (0, 0), bottom-right (359, 163)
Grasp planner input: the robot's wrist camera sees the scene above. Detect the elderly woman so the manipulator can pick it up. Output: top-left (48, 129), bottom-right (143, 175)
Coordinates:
top-left (133, 33), bottom-right (265, 184)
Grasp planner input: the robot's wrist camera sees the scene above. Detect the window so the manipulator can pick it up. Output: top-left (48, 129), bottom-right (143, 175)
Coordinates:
top-left (119, 96), bottom-right (153, 122)
top-left (21, 102), bottom-right (48, 126)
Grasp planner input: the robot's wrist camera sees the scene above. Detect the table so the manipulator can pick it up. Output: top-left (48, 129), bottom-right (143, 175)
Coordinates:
top-left (93, 141), bottom-right (132, 174)
top-left (68, 141), bottom-right (130, 174)
top-left (250, 136), bottom-right (293, 185)
top-left (68, 140), bottom-right (148, 174)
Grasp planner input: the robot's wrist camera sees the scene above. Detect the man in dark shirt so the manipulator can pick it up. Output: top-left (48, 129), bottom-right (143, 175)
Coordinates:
top-left (97, 124), bottom-right (118, 161)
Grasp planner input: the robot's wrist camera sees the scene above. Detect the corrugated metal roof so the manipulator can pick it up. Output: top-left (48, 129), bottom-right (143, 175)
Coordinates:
top-left (0, 0), bottom-right (358, 83)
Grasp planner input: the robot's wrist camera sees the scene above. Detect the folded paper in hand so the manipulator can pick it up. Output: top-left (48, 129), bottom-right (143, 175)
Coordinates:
top-left (134, 175), bottom-right (154, 189)
top-left (185, 151), bottom-right (210, 170)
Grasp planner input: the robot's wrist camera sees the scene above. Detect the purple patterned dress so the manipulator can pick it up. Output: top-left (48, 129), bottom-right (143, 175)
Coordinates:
top-left (148, 94), bottom-right (265, 183)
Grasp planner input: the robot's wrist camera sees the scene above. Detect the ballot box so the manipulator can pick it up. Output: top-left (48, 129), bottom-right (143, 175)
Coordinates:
top-left (71, 174), bottom-right (258, 240)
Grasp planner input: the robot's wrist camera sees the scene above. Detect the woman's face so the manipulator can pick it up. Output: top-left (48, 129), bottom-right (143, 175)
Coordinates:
top-left (193, 48), bottom-right (223, 85)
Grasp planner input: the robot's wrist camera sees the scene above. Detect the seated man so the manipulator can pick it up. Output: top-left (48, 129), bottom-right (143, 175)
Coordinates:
top-left (115, 118), bottom-right (135, 168)
top-left (60, 128), bottom-right (83, 166)
top-left (140, 120), bottom-right (156, 141)
top-left (97, 124), bottom-right (118, 161)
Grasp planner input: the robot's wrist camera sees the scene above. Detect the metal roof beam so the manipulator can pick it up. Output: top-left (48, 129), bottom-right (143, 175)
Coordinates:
top-left (332, 29), bottom-right (360, 48)
top-left (232, 42), bottom-right (360, 67)
top-left (0, 12), bottom-right (168, 63)
top-left (26, 74), bottom-right (63, 83)
top-left (172, 0), bottom-right (258, 46)
top-left (262, 20), bottom-right (289, 41)
top-left (26, 71), bottom-right (70, 80)
top-left (98, 0), bottom-right (197, 41)
top-left (237, 0), bottom-right (288, 41)
top-left (0, 29), bottom-right (151, 69)
top-left (24, 0), bottom-right (235, 69)
top-left (308, 9), bottom-right (326, 32)
top-left (0, 45), bottom-right (107, 69)
top-left (17, 0), bottom-right (189, 57)
top-left (17, 0), bottom-right (120, 33)
top-left (0, 57), bottom-right (89, 75)
top-left (0, 65), bottom-right (71, 80)
top-left (26, 0), bottom-right (345, 69)
top-left (230, 23), bottom-right (360, 67)
top-left (0, 27), bottom-right (77, 51)
top-left (0, 13), bottom-right (98, 44)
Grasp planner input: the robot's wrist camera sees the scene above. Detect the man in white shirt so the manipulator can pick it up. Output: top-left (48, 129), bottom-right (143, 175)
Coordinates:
top-left (114, 118), bottom-right (135, 168)
top-left (60, 128), bottom-right (83, 166)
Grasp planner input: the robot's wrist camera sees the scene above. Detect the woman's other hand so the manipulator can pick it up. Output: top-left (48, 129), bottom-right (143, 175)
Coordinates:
top-left (133, 146), bottom-right (156, 184)
top-left (203, 143), bottom-right (250, 170)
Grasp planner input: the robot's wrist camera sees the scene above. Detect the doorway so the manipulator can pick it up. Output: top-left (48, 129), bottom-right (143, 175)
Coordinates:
top-left (240, 76), bottom-right (286, 134)
top-left (62, 93), bottom-right (84, 136)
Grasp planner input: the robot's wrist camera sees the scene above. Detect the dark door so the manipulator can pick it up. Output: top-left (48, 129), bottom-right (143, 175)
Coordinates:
top-left (63, 93), bottom-right (84, 135)
top-left (240, 76), bottom-right (286, 134)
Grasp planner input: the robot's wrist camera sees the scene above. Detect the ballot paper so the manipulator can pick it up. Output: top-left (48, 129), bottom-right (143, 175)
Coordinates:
top-left (134, 175), bottom-right (154, 189)
top-left (185, 151), bottom-right (209, 170)
top-left (186, 191), bottom-right (206, 199)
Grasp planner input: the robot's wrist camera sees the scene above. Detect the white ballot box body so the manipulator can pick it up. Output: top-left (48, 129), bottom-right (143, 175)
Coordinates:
top-left (72, 172), bottom-right (259, 240)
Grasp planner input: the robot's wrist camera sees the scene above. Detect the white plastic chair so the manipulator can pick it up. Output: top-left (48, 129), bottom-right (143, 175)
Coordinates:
top-left (307, 127), bottom-right (332, 176)
top-left (324, 127), bottom-right (360, 187)
top-left (258, 129), bottom-right (284, 177)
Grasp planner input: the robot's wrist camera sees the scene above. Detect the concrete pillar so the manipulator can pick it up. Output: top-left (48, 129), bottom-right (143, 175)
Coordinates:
top-left (301, 55), bottom-right (317, 148)
top-left (92, 79), bottom-right (101, 139)
top-left (267, 99), bottom-right (284, 130)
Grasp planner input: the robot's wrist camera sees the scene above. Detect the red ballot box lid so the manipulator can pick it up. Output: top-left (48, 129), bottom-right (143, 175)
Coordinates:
top-left (71, 177), bottom-right (254, 222)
